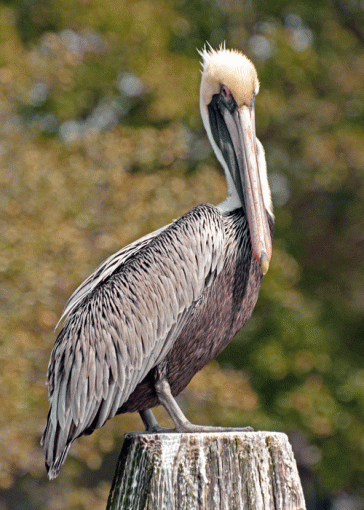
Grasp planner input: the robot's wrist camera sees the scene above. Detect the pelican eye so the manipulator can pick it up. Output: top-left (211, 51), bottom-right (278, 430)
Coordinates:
top-left (218, 85), bottom-right (238, 114)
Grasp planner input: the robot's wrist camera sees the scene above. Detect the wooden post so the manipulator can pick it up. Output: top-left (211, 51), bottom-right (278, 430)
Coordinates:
top-left (106, 431), bottom-right (306, 510)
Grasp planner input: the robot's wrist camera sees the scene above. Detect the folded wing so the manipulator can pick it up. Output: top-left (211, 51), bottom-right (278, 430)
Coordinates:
top-left (41, 204), bottom-right (225, 478)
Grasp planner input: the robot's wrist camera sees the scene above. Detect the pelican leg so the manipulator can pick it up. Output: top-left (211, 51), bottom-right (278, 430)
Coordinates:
top-left (154, 366), bottom-right (254, 433)
top-left (139, 409), bottom-right (169, 432)
top-left (154, 376), bottom-right (192, 430)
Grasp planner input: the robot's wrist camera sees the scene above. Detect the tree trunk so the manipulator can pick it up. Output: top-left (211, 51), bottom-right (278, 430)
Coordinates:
top-left (106, 430), bottom-right (306, 510)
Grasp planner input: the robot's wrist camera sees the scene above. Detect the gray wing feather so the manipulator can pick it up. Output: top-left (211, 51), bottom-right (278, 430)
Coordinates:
top-left (57, 224), bottom-right (169, 327)
top-left (41, 204), bottom-right (225, 478)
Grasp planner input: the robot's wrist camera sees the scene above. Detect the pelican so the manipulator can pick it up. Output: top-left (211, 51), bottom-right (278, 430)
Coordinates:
top-left (41, 47), bottom-right (274, 479)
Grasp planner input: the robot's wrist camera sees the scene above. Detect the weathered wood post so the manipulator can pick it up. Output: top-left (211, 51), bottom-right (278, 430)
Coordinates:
top-left (106, 431), bottom-right (306, 510)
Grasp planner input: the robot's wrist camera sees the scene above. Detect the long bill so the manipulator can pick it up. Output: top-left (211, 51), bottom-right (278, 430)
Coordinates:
top-left (221, 103), bottom-right (272, 274)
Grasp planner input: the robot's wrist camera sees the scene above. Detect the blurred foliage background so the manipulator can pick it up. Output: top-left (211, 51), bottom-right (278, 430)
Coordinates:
top-left (0, 0), bottom-right (363, 508)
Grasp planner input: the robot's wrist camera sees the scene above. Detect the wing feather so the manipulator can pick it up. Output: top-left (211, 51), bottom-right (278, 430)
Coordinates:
top-left (42, 204), bottom-right (225, 478)
top-left (87, 348), bottom-right (96, 399)
top-left (57, 225), bottom-right (169, 326)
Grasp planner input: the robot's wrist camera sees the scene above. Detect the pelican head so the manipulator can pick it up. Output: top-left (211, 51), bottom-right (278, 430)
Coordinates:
top-left (200, 47), bottom-right (272, 274)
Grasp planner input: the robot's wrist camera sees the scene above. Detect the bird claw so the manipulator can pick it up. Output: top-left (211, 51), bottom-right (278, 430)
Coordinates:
top-left (176, 422), bottom-right (254, 433)
top-left (146, 424), bottom-right (172, 433)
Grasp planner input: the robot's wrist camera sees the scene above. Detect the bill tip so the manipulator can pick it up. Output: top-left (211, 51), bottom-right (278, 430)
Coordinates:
top-left (260, 252), bottom-right (269, 275)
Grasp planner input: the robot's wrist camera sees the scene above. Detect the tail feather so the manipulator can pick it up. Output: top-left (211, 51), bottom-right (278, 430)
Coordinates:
top-left (46, 443), bottom-right (72, 480)
top-left (41, 412), bottom-right (76, 479)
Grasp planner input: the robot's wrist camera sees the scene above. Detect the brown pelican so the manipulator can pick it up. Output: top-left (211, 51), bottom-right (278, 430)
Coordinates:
top-left (41, 47), bottom-right (274, 479)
